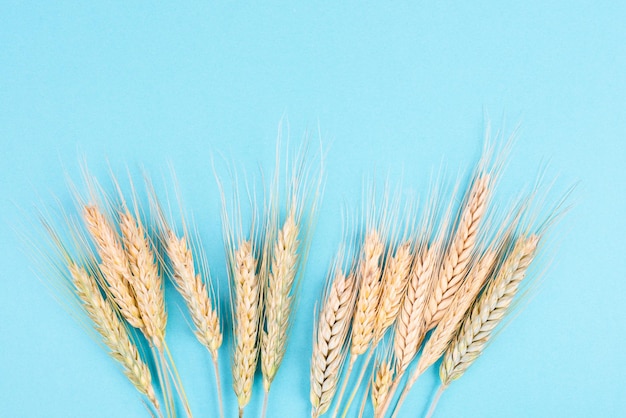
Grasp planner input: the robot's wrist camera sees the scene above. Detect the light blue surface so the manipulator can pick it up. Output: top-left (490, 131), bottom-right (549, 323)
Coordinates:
top-left (1, 2), bottom-right (625, 417)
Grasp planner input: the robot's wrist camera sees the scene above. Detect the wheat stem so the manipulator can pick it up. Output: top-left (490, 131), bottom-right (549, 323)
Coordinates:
top-left (425, 384), bottom-right (448, 418)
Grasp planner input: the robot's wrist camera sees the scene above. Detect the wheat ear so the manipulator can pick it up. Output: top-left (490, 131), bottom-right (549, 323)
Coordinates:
top-left (424, 175), bottom-right (490, 330)
top-left (440, 235), bottom-right (539, 385)
top-left (166, 230), bottom-right (224, 418)
top-left (69, 263), bottom-right (160, 414)
top-left (374, 241), bottom-right (413, 341)
top-left (332, 229), bottom-right (384, 417)
top-left (387, 250), bottom-right (496, 418)
top-left (370, 358), bottom-right (393, 416)
top-left (261, 211), bottom-right (299, 391)
top-left (167, 232), bottom-right (222, 355)
top-left (310, 271), bottom-right (357, 418)
top-left (232, 240), bottom-right (261, 416)
top-left (341, 240), bottom-right (413, 418)
top-left (83, 205), bottom-right (143, 329)
top-left (119, 211), bottom-right (167, 349)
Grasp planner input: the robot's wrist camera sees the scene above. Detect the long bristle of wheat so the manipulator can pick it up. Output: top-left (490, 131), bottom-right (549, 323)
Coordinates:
top-left (310, 271), bottom-right (356, 417)
top-left (351, 230), bottom-right (385, 355)
top-left (83, 205), bottom-right (143, 329)
top-left (232, 240), bottom-right (261, 409)
top-left (416, 250), bottom-right (496, 376)
top-left (440, 235), bottom-right (539, 385)
top-left (425, 175), bottom-right (490, 330)
top-left (120, 211), bottom-right (167, 349)
top-left (374, 241), bottom-right (412, 342)
top-left (167, 232), bottom-right (222, 356)
top-left (261, 212), bottom-right (299, 390)
top-left (393, 246), bottom-right (437, 373)
top-left (371, 359), bottom-right (393, 414)
top-left (69, 263), bottom-right (159, 410)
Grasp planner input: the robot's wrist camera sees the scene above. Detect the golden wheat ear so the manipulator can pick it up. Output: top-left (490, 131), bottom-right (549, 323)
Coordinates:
top-left (147, 173), bottom-right (224, 418)
top-left (260, 132), bottom-right (324, 417)
top-left (216, 163), bottom-right (263, 418)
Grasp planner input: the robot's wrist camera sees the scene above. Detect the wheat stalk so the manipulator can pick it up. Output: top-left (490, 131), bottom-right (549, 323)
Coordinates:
top-left (119, 211), bottom-right (167, 349)
top-left (83, 205), bottom-right (143, 329)
top-left (261, 211), bottom-right (300, 391)
top-left (69, 262), bottom-right (160, 414)
top-left (440, 235), bottom-right (539, 386)
top-left (310, 270), bottom-right (357, 418)
top-left (386, 250), bottom-right (496, 418)
top-left (424, 175), bottom-right (490, 330)
top-left (232, 240), bottom-right (261, 416)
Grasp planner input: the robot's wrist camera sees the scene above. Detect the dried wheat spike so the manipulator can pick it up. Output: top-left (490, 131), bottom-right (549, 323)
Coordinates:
top-left (425, 175), bottom-right (490, 330)
top-left (371, 359), bottom-right (394, 415)
top-left (166, 231), bottom-right (222, 356)
top-left (351, 229), bottom-right (385, 355)
top-left (83, 205), bottom-right (143, 329)
top-left (374, 241), bottom-right (413, 342)
top-left (232, 240), bottom-right (261, 411)
top-left (120, 211), bottom-right (167, 349)
top-left (440, 235), bottom-right (538, 385)
top-left (261, 211), bottom-right (299, 391)
top-left (393, 245), bottom-right (437, 374)
top-left (310, 271), bottom-right (357, 418)
top-left (69, 263), bottom-right (159, 411)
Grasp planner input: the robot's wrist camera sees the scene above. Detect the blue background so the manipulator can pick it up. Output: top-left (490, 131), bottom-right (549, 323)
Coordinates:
top-left (1, 2), bottom-right (625, 417)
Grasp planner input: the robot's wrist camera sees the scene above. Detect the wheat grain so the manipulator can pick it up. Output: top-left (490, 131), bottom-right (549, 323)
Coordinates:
top-left (232, 240), bottom-right (261, 414)
top-left (69, 262), bottom-right (160, 412)
top-left (119, 211), bottom-right (167, 349)
top-left (440, 235), bottom-right (538, 385)
top-left (425, 175), bottom-right (490, 330)
top-left (310, 271), bottom-right (357, 418)
top-left (83, 205), bottom-right (143, 329)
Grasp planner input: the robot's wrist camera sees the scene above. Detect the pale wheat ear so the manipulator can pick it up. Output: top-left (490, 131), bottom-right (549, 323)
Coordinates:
top-left (261, 132), bottom-right (323, 416)
top-left (146, 172), bottom-right (225, 418)
top-left (216, 162), bottom-right (263, 418)
top-left (310, 245), bottom-right (358, 418)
